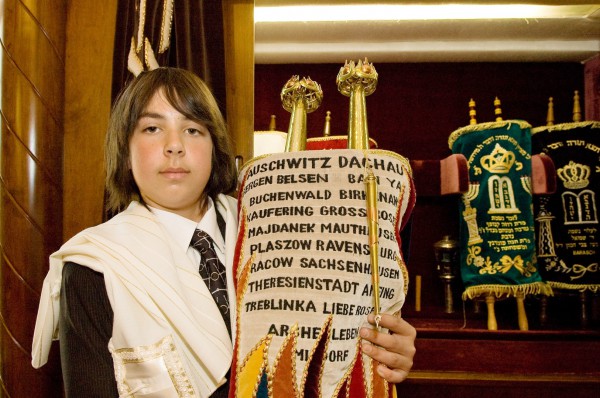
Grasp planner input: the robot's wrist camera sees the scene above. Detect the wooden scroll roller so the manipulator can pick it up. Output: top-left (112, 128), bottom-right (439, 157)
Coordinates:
top-left (232, 60), bottom-right (415, 397)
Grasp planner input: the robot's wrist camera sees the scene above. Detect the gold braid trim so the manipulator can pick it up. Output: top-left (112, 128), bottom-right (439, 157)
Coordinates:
top-left (367, 149), bottom-right (413, 176)
top-left (462, 281), bottom-right (553, 300)
top-left (531, 121), bottom-right (600, 135)
top-left (448, 120), bottom-right (532, 149)
top-left (548, 281), bottom-right (600, 293)
top-left (159, 0), bottom-right (174, 53)
top-left (128, 37), bottom-right (144, 76)
top-left (136, 0), bottom-right (146, 52)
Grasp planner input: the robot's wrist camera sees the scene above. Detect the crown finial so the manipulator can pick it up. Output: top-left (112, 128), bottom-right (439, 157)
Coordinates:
top-left (546, 97), bottom-right (554, 126)
top-left (469, 98), bottom-right (477, 125)
top-left (494, 96), bottom-right (503, 121)
top-left (573, 90), bottom-right (581, 122)
top-left (337, 58), bottom-right (378, 150)
top-left (280, 76), bottom-right (323, 152)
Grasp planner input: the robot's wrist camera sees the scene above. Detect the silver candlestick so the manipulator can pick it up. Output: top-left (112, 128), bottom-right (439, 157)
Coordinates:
top-left (434, 235), bottom-right (459, 314)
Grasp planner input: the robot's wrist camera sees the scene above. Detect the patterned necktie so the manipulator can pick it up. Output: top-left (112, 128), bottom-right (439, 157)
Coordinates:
top-left (190, 229), bottom-right (231, 335)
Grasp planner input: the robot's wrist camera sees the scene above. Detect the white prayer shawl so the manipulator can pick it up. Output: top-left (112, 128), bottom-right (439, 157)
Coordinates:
top-left (32, 196), bottom-right (239, 398)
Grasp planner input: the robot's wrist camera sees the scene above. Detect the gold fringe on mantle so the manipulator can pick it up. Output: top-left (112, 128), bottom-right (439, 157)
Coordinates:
top-left (532, 121), bottom-right (600, 135)
top-left (549, 281), bottom-right (600, 294)
top-left (462, 281), bottom-right (553, 301)
top-left (448, 120), bottom-right (532, 149)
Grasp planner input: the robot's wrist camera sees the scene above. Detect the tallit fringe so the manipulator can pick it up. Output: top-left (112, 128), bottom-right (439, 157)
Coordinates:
top-left (462, 281), bottom-right (553, 300)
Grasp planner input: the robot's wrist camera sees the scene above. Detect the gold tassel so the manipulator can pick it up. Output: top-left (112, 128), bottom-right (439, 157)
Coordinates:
top-left (462, 281), bottom-right (553, 300)
top-left (549, 281), bottom-right (600, 293)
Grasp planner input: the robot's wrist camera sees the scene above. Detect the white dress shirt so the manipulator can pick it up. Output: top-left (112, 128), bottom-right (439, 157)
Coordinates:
top-left (149, 198), bottom-right (226, 266)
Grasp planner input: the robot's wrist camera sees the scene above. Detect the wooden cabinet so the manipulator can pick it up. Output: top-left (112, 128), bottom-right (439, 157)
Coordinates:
top-left (397, 286), bottom-right (600, 397)
top-left (397, 320), bottom-right (600, 397)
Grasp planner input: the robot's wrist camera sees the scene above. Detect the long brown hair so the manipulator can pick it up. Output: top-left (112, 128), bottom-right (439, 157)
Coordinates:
top-left (105, 67), bottom-right (236, 214)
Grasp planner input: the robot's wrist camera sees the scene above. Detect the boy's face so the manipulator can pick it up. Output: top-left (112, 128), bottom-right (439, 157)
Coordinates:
top-left (129, 89), bottom-right (213, 221)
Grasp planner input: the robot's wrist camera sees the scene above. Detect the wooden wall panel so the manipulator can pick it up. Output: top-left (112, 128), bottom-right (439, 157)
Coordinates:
top-left (1, 0), bottom-right (66, 396)
top-left (223, 0), bottom-right (255, 165)
top-left (63, 1), bottom-right (117, 240)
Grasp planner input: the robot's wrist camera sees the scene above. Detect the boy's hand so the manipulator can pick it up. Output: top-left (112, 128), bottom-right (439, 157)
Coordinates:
top-left (359, 313), bottom-right (416, 383)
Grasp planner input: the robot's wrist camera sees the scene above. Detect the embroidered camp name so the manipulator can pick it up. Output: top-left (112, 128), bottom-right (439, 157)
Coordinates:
top-left (244, 298), bottom-right (392, 317)
top-left (248, 189), bottom-right (332, 205)
top-left (249, 222), bottom-right (370, 238)
top-left (245, 155), bottom-right (404, 175)
top-left (248, 262), bottom-right (402, 281)
top-left (243, 155), bottom-right (405, 195)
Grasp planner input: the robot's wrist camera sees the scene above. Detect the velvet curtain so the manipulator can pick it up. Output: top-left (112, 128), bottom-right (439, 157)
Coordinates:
top-left (111, 0), bottom-right (227, 112)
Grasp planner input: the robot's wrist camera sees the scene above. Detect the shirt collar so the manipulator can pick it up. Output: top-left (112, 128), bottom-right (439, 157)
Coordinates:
top-left (148, 198), bottom-right (225, 256)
